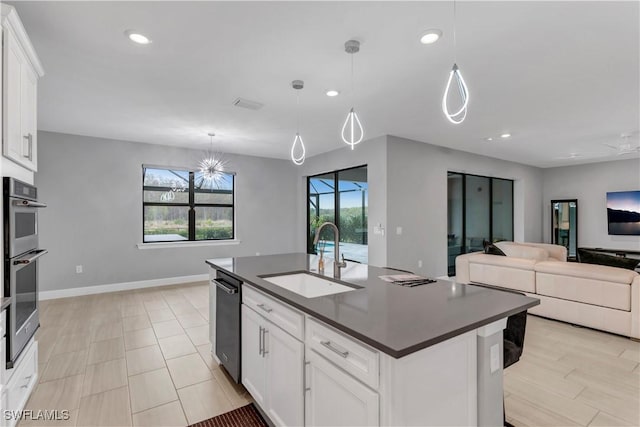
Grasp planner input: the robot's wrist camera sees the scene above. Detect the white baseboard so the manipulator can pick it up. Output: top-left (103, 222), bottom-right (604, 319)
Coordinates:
top-left (39, 274), bottom-right (209, 300)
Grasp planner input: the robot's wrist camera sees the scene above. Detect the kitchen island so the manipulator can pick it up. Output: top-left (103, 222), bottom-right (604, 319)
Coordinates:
top-left (206, 253), bottom-right (538, 426)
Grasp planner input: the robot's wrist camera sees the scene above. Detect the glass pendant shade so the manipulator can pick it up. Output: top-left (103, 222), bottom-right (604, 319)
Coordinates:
top-left (341, 108), bottom-right (364, 149)
top-left (442, 63), bottom-right (469, 124)
top-left (291, 132), bottom-right (306, 165)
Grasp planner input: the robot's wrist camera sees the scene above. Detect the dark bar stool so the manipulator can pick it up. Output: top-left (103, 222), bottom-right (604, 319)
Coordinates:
top-left (503, 309), bottom-right (528, 427)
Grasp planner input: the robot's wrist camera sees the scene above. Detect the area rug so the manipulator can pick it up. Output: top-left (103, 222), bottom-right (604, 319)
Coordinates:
top-left (188, 404), bottom-right (267, 427)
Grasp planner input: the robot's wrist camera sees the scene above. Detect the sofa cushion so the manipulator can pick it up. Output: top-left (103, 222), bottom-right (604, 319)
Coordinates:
top-left (536, 272), bottom-right (631, 311)
top-left (535, 261), bottom-right (638, 284)
top-left (469, 254), bottom-right (537, 270)
top-left (495, 242), bottom-right (549, 262)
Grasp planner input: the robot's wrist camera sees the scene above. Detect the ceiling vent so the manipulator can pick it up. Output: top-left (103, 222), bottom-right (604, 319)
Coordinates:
top-left (233, 98), bottom-right (264, 110)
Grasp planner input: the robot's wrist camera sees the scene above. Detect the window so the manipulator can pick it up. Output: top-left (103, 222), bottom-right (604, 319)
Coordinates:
top-left (307, 165), bottom-right (368, 263)
top-left (143, 166), bottom-right (235, 243)
top-left (447, 172), bottom-right (513, 275)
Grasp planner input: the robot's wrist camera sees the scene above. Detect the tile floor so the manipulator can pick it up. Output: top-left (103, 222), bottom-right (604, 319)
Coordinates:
top-left (18, 281), bottom-right (640, 427)
top-left (505, 314), bottom-right (640, 426)
top-left (21, 281), bottom-right (250, 427)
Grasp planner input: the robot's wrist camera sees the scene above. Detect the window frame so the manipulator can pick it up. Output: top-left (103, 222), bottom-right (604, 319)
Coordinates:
top-left (306, 164), bottom-right (368, 259)
top-left (142, 165), bottom-right (236, 243)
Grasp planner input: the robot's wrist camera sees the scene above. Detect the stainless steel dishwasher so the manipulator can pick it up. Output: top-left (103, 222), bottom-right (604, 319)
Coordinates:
top-left (214, 270), bottom-right (241, 383)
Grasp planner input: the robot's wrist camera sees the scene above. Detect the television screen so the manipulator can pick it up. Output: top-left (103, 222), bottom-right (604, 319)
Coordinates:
top-left (607, 191), bottom-right (640, 235)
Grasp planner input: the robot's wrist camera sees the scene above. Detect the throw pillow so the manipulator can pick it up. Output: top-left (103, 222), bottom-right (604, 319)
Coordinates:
top-left (577, 248), bottom-right (640, 271)
top-left (483, 240), bottom-right (507, 256)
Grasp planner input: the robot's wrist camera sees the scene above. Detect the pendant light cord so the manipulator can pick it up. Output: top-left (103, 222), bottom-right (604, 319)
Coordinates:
top-left (453, 0), bottom-right (457, 62)
top-left (296, 92), bottom-right (300, 134)
top-left (351, 52), bottom-right (355, 97)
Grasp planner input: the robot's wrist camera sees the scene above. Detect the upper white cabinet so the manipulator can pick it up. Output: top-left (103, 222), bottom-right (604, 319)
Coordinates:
top-left (1, 5), bottom-right (44, 172)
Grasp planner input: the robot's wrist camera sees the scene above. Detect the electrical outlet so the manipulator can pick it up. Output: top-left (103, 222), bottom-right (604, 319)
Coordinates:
top-left (418, 260), bottom-right (423, 268)
top-left (76, 265), bottom-right (83, 274)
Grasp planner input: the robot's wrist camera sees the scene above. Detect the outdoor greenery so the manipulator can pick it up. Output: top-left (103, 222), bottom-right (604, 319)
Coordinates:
top-left (308, 207), bottom-right (368, 252)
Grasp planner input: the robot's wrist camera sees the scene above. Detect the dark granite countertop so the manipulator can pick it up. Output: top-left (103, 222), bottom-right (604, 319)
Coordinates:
top-left (206, 253), bottom-right (539, 358)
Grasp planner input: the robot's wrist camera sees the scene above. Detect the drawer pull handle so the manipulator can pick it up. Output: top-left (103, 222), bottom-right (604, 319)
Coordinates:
top-left (320, 340), bottom-right (349, 358)
top-left (257, 303), bottom-right (273, 313)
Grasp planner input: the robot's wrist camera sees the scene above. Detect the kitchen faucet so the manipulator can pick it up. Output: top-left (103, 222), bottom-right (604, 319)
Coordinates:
top-left (313, 222), bottom-right (347, 279)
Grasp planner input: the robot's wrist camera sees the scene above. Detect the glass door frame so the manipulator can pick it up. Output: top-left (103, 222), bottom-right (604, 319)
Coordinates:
top-left (306, 164), bottom-right (368, 257)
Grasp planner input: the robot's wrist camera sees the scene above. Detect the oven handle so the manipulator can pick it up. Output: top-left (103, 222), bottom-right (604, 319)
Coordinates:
top-left (12, 200), bottom-right (47, 208)
top-left (13, 249), bottom-right (48, 265)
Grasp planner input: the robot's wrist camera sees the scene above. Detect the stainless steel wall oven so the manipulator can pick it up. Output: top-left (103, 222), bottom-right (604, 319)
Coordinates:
top-left (3, 177), bottom-right (47, 368)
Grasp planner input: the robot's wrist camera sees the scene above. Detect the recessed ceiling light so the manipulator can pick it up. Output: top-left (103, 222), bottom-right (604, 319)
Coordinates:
top-left (419, 29), bottom-right (442, 45)
top-left (326, 90), bottom-right (340, 97)
top-left (500, 133), bottom-right (512, 139)
top-left (125, 30), bottom-right (151, 45)
top-left (484, 137), bottom-right (494, 142)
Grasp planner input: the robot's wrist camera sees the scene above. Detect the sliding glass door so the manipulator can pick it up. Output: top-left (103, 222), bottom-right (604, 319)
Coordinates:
top-left (447, 172), bottom-right (514, 275)
top-left (308, 166), bottom-right (368, 263)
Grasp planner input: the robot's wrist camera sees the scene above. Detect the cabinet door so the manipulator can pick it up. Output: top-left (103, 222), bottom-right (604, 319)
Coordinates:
top-left (241, 305), bottom-right (267, 408)
top-left (19, 64), bottom-right (37, 170)
top-left (305, 350), bottom-right (379, 427)
top-left (3, 28), bottom-right (24, 163)
top-left (265, 322), bottom-right (304, 427)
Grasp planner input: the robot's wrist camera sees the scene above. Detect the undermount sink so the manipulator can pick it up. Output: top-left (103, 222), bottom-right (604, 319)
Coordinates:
top-left (260, 272), bottom-right (359, 298)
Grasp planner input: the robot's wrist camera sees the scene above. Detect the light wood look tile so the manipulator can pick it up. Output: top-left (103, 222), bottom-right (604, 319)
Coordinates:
top-left (82, 358), bottom-right (128, 397)
top-left (176, 313), bottom-right (207, 329)
top-left (128, 368), bottom-right (179, 413)
top-left (589, 411), bottom-right (637, 426)
top-left (196, 344), bottom-right (218, 371)
top-left (87, 337), bottom-right (125, 365)
top-left (123, 315), bottom-right (152, 332)
top-left (126, 345), bottom-right (166, 376)
top-left (24, 374), bottom-right (84, 412)
top-left (121, 304), bottom-right (147, 318)
top-left (147, 308), bottom-right (176, 323)
top-left (143, 300), bottom-right (169, 311)
top-left (184, 325), bottom-right (209, 346)
top-left (505, 395), bottom-right (581, 426)
top-left (166, 353), bottom-right (213, 389)
top-left (212, 368), bottom-right (251, 409)
top-left (576, 388), bottom-right (640, 425)
top-left (91, 321), bottom-right (124, 342)
top-left (77, 386), bottom-right (132, 427)
top-left (41, 349), bottom-right (89, 383)
top-left (123, 328), bottom-right (157, 350)
top-left (177, 379), bottom-right (234, 425)
top-left (51, 333), bottom-right (91, 356)
top-left (158, 334), bottom-right (197, 360)
top-left (132, 400), bottom-right (187, 427)
top-left (152, 319), bottom-right (184, 339)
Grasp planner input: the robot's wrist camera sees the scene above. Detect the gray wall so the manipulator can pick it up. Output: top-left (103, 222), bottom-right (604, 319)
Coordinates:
top-left (386, 136), bottom-right (544, 276)
top-left (542, 158), bottom-right (640, 251)
top-left (36, 131), bottom-right (299, 292)
top-left (295, 136), bottom-right (388, 267)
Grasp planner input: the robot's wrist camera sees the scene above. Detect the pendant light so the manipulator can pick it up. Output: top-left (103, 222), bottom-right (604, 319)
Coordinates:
top-left (341, 40), bottom-right (364, 149)
top-left (442, 0), bottom-right (469, 124)
top-left (198, 133), bottom-right (228, 187)
top-left (290, 80), bottom-right (306, 165)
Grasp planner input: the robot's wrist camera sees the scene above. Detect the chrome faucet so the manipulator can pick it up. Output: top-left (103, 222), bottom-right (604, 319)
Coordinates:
top-left (313, 222), bottom-right (347, 278)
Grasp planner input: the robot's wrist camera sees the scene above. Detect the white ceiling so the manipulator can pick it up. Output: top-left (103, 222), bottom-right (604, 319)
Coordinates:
top-left (10, 1), bottom-right (640, 168)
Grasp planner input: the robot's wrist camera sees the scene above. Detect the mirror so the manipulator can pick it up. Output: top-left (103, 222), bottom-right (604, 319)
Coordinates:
top-left (551, 199), bottom-right (578, 260)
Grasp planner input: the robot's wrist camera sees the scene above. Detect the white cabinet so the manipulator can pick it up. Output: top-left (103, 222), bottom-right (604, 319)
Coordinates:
top-left (241, 288), bottom-right (304, 427)
top-left (1, 5), bottom-right (44, 172)
top-left (3, 339), bottom-right (38, 427)
top-left (305, 349), bottom-right (379, 427)
top-left (241, 304), bottom-right (267, 408)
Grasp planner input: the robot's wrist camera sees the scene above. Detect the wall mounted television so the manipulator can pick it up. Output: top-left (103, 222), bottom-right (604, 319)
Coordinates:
top-left (607, 190), bottom-right (640, 236)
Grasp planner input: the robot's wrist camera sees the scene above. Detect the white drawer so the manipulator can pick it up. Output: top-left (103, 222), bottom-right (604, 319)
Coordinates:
top-left (306, 318), bottom-right (379, 390)
top-left (242, 285), bottom-right (304, 341)
top-left (5, 339), bottom-right (38, 426)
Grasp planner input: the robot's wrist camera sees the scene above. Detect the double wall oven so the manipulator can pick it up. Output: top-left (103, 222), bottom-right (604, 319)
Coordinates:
top-left (3, 177), bottom-right (47, 368)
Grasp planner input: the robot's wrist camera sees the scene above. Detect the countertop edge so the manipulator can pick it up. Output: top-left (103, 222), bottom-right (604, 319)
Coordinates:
top-left (1, 297), bottom-right (11, 312)
top-left (206, 259), bottom-right (540, 358)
